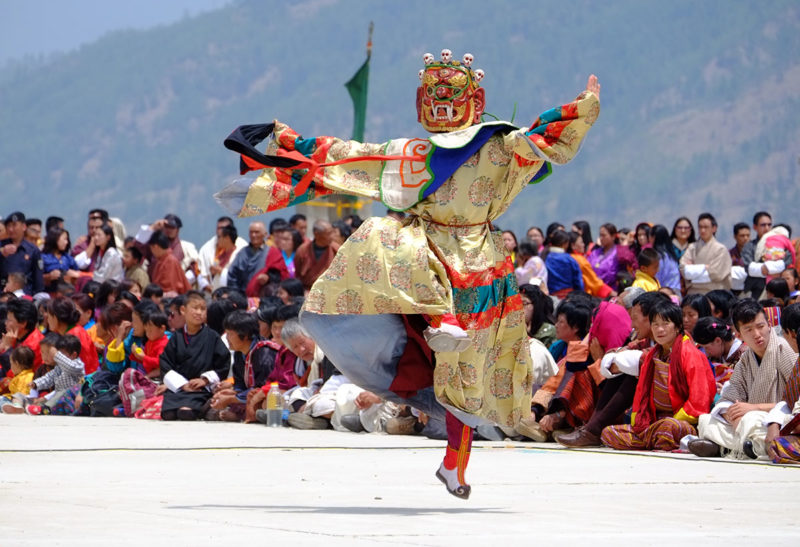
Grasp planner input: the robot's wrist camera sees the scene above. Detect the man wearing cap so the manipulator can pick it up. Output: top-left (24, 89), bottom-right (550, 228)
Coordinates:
top-left (0, 212), bottom-right (44, 295)
top-left (134, 214), bottom-right (199, 286)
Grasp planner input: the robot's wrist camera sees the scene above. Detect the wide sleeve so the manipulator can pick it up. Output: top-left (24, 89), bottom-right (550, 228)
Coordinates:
top-left (216, 121), bottom-right (389, 218)
top-left (706, 242), bottom-right (732, 283)
top-left (675, 343), bottom-right (716, 423)
top-left (518, 91), bottom-right (600, 166)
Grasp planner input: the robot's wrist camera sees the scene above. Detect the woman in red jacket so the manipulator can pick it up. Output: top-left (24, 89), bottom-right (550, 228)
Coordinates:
top-left (601, 300), bottom-right (716, 451)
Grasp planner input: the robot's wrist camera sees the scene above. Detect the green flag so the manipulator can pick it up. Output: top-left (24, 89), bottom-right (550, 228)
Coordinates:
top-left (345, 57), bottom-right (369, 142)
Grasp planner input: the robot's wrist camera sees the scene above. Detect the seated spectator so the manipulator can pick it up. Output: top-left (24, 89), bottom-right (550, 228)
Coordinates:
top-left (568, 233), bottom-right (612, 298)
top-left (294, 220), bottom-right (340, 291)
top-left (197, 217), bottom-right (248, 293)
top-left (545, 229), bottom-right (584, 298)
top-left (517, 299), bottom-right (597, 441)
top-left (680, 213), bottom-right (732, 294)
top-left (0, 346), bottom-right (36, 413)
top-left (601, 300), bottom-right (715, 451)
top-left (148, 231), bottom-right (191, 296)
top-left (0, 298), bottom-right (44, 377)
top-left (519, 283), bottom-right (556, 350)
top-left (337, 390), bottom-right (402, 434)
top-left (782, 268), bottom-right (799, 303)
top-left (331, 221), bottom-right (351, 246)
top-left (210, 310), bottom-right (282, 422)
top-left (558, 291), bottom-right (666, 448)
top-left (226, 221), bottom-right (268, 294)
top-left (281, 318), bottom-right (349, 430)
top-left (276, 278), bottom-right (305, 306)
top-left (692, 317), bottom-right (746, 390)
top-left (44, 297), bottom-right (99, 374)
top-left (27, 334), bottom-right (85, 415)
top-left (515, 241), bottom-right (548, 290)
top-left (156, 291), bottom-right (230, 421)
top-left (143, 283), bottom-right (164, 307)
top-left (690, 299), bottom-right (798, 459)
top-left (41, 228), bottom-right (80, 292)
top-left (681, 293), bottom-right (712, 337)
top-left (95, 302), bottom-right (133, 377)
top-left (122, 246), bottom-right (150, 295)
top-left (632, 248), bottom-right (661, 292)
top-left (764, 303), bottom-right (800, 463)
top-left (766, 278), bottom-right (790, 307)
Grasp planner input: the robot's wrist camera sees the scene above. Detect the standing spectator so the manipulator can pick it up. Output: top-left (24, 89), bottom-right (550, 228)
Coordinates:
top-left (294, 220), bottom-right (340, 292)
top-left (526, 226), bottom-right (545, 252)
top-left (680, 213), bottom-right (732, 294)
top-left (502, 230), bottom-right (518, 264)
top-left (148, 232), bottom-right (191, 296)
top-left (79, 225), bottom-right (123, 284)
top-left (45, 216), bottom-right (65, 234)
top-left (41, 228), bottom-right (80, 292)
top-left (70, 209), bottom-right (108, 272)
top-left (729, 222), bottom-right (751, 267)
top-left (226, 222), bottom-right (268, 293)
top-left (289, 213), bottom-right (309, 243)
top-left (196, 216), bottom-right (248, 293)
top-left (0, 212), bottom-right (44, 296)
top-left (670, 216), bottom-right (696, 260)
top-left (741, 211), bottom-right (790, 298)
top-left (24, 219), bottom-right (42, 249)
top-left (588, 223), bottom-right (637, 292)
top-left (630, 222), bottom-right (652, 258)
top-left (134, 214), bottom-right (198, 286)
top-left (650, 224), bottom-right (681, 292)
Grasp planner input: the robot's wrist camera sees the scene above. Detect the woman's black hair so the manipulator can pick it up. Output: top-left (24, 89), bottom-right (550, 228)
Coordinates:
top-left (143, 283), bottom-right (164, 299)
top-left (681, 293), bottom-right (712, 318)
top-left (692, 316), bottom-right (734, 344)
top-left (766, 278), bottom-right (790, 305)
top-left (779, 303), bottom-right (800, 335)
top-left (6, 299), bottom-right (38, 332)
top-left (42, 227), bottom-right (71, 255)
top-left (279, 278), bottom-right (305, 299)
top-left (670, 216), bottom-right (696, 244)
top-left (649, 300), bottom-right (684, 334)
top-left (332, 220), bottom-right (352, 241)
top-left (705, 289), bottom-right (737, 320)
top-left (519, 283), bottom-right (554, 337)
top-left (97, 224), bottom-right (117, 250)
top-left (631, 222), bottom-right (652, 257)
top-left (650, 224), bottom-right (679, 263)
top-left (207, 298), bottom-right (237, 335)
top-left (288, 228), bottom-right (304, 252)
top-left (96, 279), bottom-right (121, 310)
top-left (572, 220), bottom-right (593, 248)
top-left (47, 296), bottom-right (81, 326)
top-left (555, 299), bottom-right (593, 338)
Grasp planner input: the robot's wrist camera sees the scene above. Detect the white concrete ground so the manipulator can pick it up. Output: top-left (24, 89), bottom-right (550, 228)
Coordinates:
top-left (1, 415), bottom-right (798, 546)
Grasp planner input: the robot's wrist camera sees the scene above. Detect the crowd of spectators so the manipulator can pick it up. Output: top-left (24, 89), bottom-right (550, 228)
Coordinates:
top-left (1, 206), bottom-right (799, 464)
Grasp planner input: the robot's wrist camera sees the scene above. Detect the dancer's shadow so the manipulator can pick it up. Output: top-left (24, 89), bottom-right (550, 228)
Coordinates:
top-left (167, 504), bottom-right (511, 516)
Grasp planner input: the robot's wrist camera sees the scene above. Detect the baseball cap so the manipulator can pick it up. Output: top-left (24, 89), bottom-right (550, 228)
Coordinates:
top-left (5, 211), bottom-right (25, 224)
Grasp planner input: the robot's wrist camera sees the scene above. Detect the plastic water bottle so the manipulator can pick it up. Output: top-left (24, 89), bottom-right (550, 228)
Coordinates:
top-left (266, 382), bottom-right (282, 427)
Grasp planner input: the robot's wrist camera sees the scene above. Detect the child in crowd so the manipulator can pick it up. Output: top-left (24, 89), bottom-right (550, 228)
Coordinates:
top-left (132, 310), bottom-right (170, 378)
top-left (515, 241), bottom-right (548, 289)
top-left (27, 334), bottom-right (85, 415)
top-left (544, 230), bottom-right (584, 299)
top-left (0, 346), bottom-right (36, 413)
top-left (632, 248), bottom-right (661, 292)
top-left (691, 317), bottom-right (747, 390)
top-left (3, 273), bottom-right (26, 298)
top-left (681, 293), bottom-right (712, 337)
top-left (781, 268), bottom-right (799, 303)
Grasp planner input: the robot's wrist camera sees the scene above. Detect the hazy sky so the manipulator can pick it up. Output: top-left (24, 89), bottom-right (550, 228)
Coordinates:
top-left (0, 0), bottom-right (232, 64)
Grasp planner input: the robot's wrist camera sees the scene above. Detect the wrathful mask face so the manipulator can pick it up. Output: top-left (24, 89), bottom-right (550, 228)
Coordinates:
top-left (416, 64), bottom-right (485, 133)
